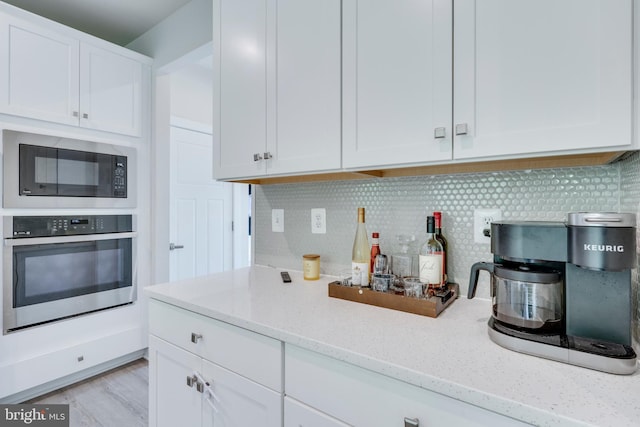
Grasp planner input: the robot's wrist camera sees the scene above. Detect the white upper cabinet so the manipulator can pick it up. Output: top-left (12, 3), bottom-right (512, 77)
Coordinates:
top-left (453, 0), bottom-right (634, 160)
top-left (80, 43), bottom-right (142, 136)
top-left (213, 0), bottom-right (341, 180)
top-left (0, 9), bottom-right (146, 137)
top-left (0, 13), bottom-right (80, 126)
top-left (342, 0), bottom-right (453, 169)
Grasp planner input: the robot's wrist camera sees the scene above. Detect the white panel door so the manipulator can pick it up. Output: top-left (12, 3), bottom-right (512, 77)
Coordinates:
top-left (453, 0), bottom-right (633, 159)
top-left (271, 0), bottom-right (341, 175)
top-left (148, 336), bottom-right (203, 427)
top-left (213, 0), bottom-right (268, 179)
top-left (342, 0), bottom-right (453, 169)
top-left (80, 43), bottom-right (142, 136)
top-left (201, 359), bottom-right (282, 427)
top-left (170, 126), bottom-right (233, 281)
top-left (0, 13), bottom-right (79, 125)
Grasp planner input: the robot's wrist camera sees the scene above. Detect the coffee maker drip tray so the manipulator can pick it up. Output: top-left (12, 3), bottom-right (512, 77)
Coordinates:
top-left (488, 318), bottom-right (637, 375)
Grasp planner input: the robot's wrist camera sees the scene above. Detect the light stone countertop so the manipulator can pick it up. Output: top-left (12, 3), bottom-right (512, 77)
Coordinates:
top-left (144, 265), bottom-right (640, 427)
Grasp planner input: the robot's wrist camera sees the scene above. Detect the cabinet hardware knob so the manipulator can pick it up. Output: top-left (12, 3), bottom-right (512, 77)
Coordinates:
top-left (169, 243), bottom-right (184, 251)
top-left (434, 127), bottom-right (446, 139)
top-left (253, 153), bottom-right (263, 162)
top-left (263, 152), bottom-right (273, 160)
top-left (82, 113), bottom-right (89, 119)
top-left (72, 111), bottom-right (79, 117)
top-left (196, 381), bottom-right (205, 393)
top-left (191, 333), bottom-right (203, 343)
top-left (404, 417), bottom-right (420, 427)
top-left (455, 123), bottom-right (468, 135)
top-left (186, 375), bottom-right (198, 387)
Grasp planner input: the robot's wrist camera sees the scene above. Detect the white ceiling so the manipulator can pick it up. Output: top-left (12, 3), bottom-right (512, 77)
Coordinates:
top-left (2, 0), bottom-right (193, 46)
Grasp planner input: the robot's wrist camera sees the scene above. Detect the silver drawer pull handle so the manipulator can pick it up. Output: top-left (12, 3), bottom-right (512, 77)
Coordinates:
top-left (455, 123), bottom-right (468, 135)
top-left (196, 381), bottom-right (205, 393)
top-left (263, 152), bottom-right (273, 160)
top-left (191, 333), bottom-right (203, 343)
top-left (404, 417), bottom-right (419, 427)
top-left (186, 375), bottom-right (197, 387)
top-left (253, 153), bottom-right (263, 162)
top-left (434, 127), bottom-right (446, 139)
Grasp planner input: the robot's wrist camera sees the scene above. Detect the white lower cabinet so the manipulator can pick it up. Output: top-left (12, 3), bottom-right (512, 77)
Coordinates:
top-left (202, 359), bottom-right (281, 427)
top-left (285, 344), bottom-right (531, 427)
top-left (149, 336), bottom-right (203, 427)
top-left (148, 300), bottom-right (283, 427)
top-left (149, 299), bottom-right (530, 427)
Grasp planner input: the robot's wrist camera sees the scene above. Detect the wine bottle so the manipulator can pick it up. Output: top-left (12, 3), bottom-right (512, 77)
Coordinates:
top-left (351, 207), bottom-right (370, 287)
top-left (433, 211), bottom-right (448, 284)
top-left (419, 216), bottom-right (444, 293)
top-left (370, 232), bottom-right (381, 275)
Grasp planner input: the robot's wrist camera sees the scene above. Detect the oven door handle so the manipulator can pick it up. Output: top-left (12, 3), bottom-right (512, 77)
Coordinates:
top-left (4, 232), bottom-right (137, 247)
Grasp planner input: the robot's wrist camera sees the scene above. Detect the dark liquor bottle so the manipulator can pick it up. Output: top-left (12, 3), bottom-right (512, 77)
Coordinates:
top-left (433, 211), bottom-right (448, 284)
top-left (370, 232), bottom-right (381, 276)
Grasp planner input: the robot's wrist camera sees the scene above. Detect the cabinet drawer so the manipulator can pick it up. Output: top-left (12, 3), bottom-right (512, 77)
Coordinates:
top-left (285, 344), bottom-right (530, 427)
top-left (149, 299), bottom-right (282, 391)
top-left (284, 397), bottom-right (349, 427)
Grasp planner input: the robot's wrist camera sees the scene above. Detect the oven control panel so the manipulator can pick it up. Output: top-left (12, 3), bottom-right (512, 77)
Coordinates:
top-left (9, 215), bottom-right (133, 237)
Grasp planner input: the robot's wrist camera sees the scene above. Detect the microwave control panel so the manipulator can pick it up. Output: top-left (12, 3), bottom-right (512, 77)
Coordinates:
top-left (10, 215), bottom-right (133, 237)
top-left (113, 156), bottom-right (127, 197)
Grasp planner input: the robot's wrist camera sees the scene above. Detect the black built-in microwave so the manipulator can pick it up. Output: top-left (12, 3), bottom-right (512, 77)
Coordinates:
top-left (19, 144), bottom-right (127, 198)
top-left (3, 130), bottom-right (136, 209)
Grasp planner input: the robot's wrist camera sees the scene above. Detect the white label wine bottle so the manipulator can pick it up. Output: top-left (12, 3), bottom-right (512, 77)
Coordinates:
top-left (419, 215), bottom-right (444, 291)
top-left (351, 207), bottom-right (370, 286)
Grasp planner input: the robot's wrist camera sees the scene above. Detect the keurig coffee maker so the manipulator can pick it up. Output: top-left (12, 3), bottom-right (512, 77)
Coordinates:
top-left (468, 212), bottom-right (637, 374)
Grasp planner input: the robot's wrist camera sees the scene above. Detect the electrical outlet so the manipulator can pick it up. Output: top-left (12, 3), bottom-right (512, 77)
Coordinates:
top-left (272, 209), bottom-right (284, 233)
top-left (311, 208), bottom-right (326, 234)
top-left (474, 209), bottom-right (502, 244)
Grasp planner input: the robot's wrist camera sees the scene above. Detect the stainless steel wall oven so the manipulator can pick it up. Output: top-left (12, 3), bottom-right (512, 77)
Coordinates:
top-left (3, 215), bottom-right (136, 334)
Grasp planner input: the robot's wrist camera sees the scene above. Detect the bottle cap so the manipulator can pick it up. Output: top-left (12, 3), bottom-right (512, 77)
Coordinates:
top-left (372, 232), bottom-right (379, 238)
top-left (426, 216), bottom-right (436, 233)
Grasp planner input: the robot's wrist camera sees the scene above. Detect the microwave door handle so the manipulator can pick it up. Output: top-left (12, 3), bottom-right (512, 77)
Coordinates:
top-left (4, 232), bottom-right (137, 247)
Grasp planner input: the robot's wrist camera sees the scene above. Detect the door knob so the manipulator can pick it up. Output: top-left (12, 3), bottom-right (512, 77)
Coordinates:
top-left (169, 243), bottom-right (184, 251)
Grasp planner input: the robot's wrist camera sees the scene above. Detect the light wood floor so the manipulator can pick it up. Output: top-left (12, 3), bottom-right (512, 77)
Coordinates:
top-left (27, 358), bottom-right (148, 427)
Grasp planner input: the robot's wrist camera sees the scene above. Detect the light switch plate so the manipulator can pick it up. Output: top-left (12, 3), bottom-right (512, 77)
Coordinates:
top-left (272, 209), bottom-right (284, 233)
top-left (311, 208), bottom-right (326, 234)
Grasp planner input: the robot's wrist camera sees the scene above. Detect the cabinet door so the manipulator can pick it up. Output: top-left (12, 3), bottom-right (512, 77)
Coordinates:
top-left (80, 43), bottom-right (142, 136)
top-left (201, 359), bottom-right (282, 427)
top-left (148, 336), bottom-right (203, 427)
top-left (0, 13), bottom-right (80, 126)
top-left (270, 0), bottom-right (341, 175)
top-left (284, 397), bottom-right (350, 427)
top-left (453, 0), bottom-right (633, 160)
top-left (342, 0), bottom-right (453, 169)
top-left (213, 0), bottom-right (268, 179)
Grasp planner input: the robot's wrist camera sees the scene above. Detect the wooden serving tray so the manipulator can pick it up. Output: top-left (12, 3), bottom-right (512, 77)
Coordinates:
top-left (328, 282), bottom-right (459, 318)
